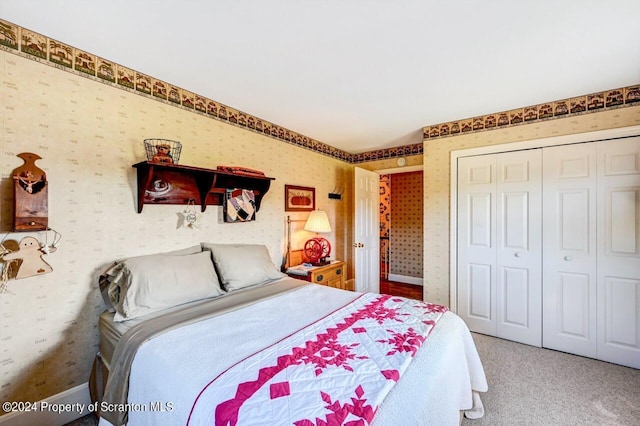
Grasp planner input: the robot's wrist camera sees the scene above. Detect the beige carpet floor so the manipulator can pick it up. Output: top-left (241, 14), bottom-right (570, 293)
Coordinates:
top-left (463, 333), bottom-right (640, 426)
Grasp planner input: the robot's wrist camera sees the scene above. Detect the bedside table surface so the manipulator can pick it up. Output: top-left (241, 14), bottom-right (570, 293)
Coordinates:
top-left (286, 261), bottom-right (350, 291)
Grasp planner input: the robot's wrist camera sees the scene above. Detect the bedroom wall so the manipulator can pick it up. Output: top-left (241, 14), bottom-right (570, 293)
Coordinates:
top-left (423, 105), bottom-right (640, 306)
top-left (0, 49), bottom-right (353, 410)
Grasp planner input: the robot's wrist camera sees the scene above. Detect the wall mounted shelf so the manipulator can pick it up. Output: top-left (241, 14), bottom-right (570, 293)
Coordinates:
top-left (133, 161), bottom-right (274, 213)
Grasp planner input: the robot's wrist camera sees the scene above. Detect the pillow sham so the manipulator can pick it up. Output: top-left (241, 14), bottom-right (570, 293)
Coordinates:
top-left (98, 244), bottom-right (202, 312)
top-left (202, 243), bottom-right (285, 292)
top-left (108, 251), bottom-right (223, 322)
top-left (98, 262), bottom-right (119, 312)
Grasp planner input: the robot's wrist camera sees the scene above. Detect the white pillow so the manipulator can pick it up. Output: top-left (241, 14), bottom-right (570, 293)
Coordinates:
top-left (100, 244), bottom-right (202, 312)
top-left (202, 243), bottom-right (285, 292)
top-left (110, 251), bottom-right (224, 322)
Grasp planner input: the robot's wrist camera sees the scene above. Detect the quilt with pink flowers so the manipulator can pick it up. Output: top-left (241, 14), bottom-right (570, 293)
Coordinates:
top-left (187, 292), bottom-right (448, 426)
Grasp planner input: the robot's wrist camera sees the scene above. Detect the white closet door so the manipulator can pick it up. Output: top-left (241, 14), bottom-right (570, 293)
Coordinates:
top-left (458, 155), bottom-right (497, 336)
top-left (543, 143), bottom-right (598, 358)
top-left (596, 137), bottom-right (640, 368)
top-left (458, 150), bottom-right (542, 346)
top-left (496, 150), bottom-right (542, 346)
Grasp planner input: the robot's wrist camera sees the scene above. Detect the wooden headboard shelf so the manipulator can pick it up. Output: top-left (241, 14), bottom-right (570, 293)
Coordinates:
top-left (133, 161), bottom-right (274, 213)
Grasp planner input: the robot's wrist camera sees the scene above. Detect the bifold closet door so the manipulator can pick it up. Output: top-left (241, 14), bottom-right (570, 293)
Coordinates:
top-left (542, 143), bottom-right (598, 358)
top-left (596, 137), bottom-right (640, 369)
top-left (458, 150), bottom-right (542, 346)
top-left (543, 138), bottom-right (640, 368)
top-left (458, 154), bottom-right (496, 336)
top-left (495, 150), bottom-right (542, 346)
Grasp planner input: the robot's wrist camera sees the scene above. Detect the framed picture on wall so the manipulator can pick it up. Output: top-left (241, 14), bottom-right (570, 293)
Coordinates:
top-left (285, 185), bottom-right (315, 212)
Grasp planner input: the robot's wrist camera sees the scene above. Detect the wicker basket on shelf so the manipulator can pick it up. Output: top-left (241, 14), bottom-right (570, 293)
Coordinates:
top-left (144, 139), bottom-right (182, 164)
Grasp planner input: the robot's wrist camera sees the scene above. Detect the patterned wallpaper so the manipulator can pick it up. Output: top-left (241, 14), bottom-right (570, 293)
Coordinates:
top-left (0, 19), bottom-right (424, 165)
top-left (422, 86), bottom-right (640, 140)
top-left (379, 175), bottom-right (390, 280)
top-left (0, 49), bottom-right (353, 409)
top-left (389, 172), bottom-right (423, 279)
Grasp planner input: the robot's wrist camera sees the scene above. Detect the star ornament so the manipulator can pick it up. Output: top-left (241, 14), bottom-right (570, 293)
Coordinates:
top-left (176, 201), bottom-right (201, 229)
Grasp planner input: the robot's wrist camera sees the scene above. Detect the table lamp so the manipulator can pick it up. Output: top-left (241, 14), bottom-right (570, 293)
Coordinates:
top-left (303, 210), bottom-right (331, 265)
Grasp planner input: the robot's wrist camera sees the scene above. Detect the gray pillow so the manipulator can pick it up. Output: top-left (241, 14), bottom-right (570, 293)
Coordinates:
top-left (110, 251), bottom-right (224, 322)
top-left (202, 243), bottom-right (285, 292)
top-left (99, 245), bottom-right (202, 312)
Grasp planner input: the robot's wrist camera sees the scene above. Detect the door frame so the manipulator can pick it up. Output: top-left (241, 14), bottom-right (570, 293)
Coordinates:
top-left (377, 165), bottom-right (425, 287)
top-left (375, 165), bottom-right (423, 175)
top-left (449, 125), bottom-right (640, 313)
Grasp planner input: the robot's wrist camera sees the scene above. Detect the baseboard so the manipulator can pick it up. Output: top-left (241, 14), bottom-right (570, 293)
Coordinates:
top-left (388, 273), bottom-right (423, 286)
top-left (0, 382), bottom-right (91, 426)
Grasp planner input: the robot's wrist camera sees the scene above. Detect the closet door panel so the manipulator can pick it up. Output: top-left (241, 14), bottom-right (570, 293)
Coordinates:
top-left (496, 150), bottom-right (542, 346)
top-left (468, 263), bottom-right (492, 321)
top-left (559, 190), bottom-right (590, 251)
top-left (458, 156), bottom-right (497, 336)
top-left (543, 143), bottom-right (597, 358)
top-left (603, 277), bottom-right (638, 344)
top-left (597, 137), bottom-right (640, 368)
top-left (557, 272), bottom-right (591, 339)
top-left (501, 266), bottom-right (530, 327)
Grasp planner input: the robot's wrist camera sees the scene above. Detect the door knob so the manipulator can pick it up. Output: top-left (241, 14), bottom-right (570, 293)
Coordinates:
top-left (564, 256), bottom-right (572, 261)
top-left (352, 242), bottom-right (364, 248)
top-left (514, 252), bottom-right (521, 257)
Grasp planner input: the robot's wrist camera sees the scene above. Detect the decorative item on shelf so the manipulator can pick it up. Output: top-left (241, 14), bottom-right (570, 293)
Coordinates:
top-left (12, 153), bottom-right (48, 231)
top-left (146, 178), bottom-right (172, 198)
top-left (176, 199), bottom-right (201, 229)
top-left (144, 138), bottom-right (182, 164)
top-left (132, 162), bottom-right (274, 213)
top-left (285, 185), bottom-right (315, 212)
top-left (224, 189), bottom-right (256, 222)
top-left (217, 165), bottom-right (266, 177)
top-left (303, 210), bottom-right (332, 266)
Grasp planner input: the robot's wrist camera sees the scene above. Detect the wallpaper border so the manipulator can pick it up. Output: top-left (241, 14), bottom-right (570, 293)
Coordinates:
top-left (0, 19), bottom-right (357, 161)
top-left (1, 19), bottom-right (637, 165)
top-left (421, 85), bottom-right (640, 141)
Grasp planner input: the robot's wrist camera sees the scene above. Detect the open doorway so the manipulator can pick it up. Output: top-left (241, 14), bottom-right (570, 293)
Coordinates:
top-left (379, 169), bottom-right (424, 300)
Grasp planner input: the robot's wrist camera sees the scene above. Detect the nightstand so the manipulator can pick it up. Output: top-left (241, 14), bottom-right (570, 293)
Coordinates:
top-left (287, 261), bottom-right (351, 291)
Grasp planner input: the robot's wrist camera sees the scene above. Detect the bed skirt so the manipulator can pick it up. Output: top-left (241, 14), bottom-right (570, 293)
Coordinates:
top-left (89, 352), bottom-right (109, 407)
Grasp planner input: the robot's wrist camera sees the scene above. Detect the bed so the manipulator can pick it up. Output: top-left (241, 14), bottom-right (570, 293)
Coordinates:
top-left (91, 243), bottom-right (487, 426)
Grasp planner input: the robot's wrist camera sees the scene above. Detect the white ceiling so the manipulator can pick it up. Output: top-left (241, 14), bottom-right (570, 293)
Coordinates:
top-left (2, 1), bottom-right (639, 154)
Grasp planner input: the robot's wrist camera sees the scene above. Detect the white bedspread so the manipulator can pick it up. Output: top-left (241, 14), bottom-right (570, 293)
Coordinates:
top-left (99, 284), bottom-right (486, 425)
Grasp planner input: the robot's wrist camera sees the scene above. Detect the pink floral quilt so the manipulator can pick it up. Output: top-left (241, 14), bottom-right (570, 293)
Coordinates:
top-left (186, 293), bottom-right (448, 426)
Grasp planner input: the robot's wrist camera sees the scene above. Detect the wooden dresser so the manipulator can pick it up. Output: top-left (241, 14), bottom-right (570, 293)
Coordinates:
top-left (287, 261), bottom-right (352, 291)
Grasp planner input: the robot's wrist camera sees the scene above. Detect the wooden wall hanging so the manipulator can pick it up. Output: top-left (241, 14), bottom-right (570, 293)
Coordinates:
top-left (2, 236), bottom-right (53, 279)
top-left (12, 153), bottom-right (48, 231)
